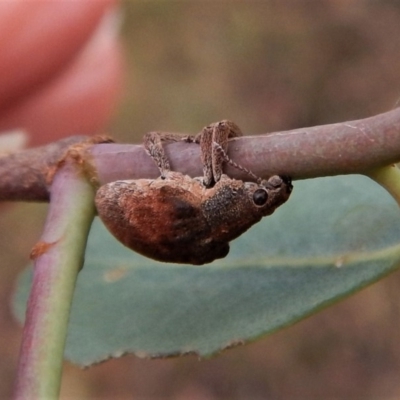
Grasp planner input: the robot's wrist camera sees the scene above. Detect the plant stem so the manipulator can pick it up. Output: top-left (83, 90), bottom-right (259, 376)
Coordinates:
top-left (13, 160), bottom-right (96, 399)
top-left (365, 165), bottom-right (400, 207)
top-left (82, 106), bottom-right (400, 183)
top-left (0, 136), bottom-right (88, 202)
top-left (2, 108), bottom-right (400, 202)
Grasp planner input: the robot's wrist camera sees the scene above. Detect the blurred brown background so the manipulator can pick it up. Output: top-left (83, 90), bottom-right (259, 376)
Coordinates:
top-left (3, 1), bottom-right (400, 399)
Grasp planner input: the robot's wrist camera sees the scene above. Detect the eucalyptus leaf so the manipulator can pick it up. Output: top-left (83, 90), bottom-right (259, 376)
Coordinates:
top-left (13, 175), bottom-right (400, 366)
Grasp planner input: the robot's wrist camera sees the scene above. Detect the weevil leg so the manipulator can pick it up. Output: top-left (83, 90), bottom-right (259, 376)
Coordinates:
top-left (143, 132), bottom-right (195, 178)
top-left (195, 120), bottom-right (242, 187)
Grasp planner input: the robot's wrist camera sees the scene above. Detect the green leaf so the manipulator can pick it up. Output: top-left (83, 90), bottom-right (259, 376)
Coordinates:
top-left (13, 175), bottom-right (400, 366)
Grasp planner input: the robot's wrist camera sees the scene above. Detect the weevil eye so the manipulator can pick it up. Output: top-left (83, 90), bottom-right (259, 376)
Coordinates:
top-left (253, 189), bottom-right (268, 206)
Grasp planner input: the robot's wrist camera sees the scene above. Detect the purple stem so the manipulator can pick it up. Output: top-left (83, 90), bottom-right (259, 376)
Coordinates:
top-left (1, 108), bottom-right (400, 202)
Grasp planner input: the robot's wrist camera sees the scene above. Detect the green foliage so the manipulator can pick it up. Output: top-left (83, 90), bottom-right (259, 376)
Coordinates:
top-left (13, 175), bottom-right (400, 366)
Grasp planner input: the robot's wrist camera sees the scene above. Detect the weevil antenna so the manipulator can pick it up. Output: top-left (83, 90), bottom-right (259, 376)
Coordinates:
top-left (213, 141), bottom-right (262, 183)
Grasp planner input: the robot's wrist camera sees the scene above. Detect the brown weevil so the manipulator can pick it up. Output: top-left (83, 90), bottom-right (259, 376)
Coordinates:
top-left (95, 121), bottom-right (292, 265)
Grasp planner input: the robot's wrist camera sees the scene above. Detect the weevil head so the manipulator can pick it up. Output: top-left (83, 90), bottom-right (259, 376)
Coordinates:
top-left (245, 175), bottom-right (293, 217)
top-left (201, 174), bottom-right (293, 242)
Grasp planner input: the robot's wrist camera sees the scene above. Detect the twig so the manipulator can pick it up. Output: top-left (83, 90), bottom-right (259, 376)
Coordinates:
top-left (85, 107), bottom-right (400, 182)
top-left (13, 159), bottom-right (96, 399)
top-left (0, 136), bottom-right (88, 201)
top-left (2, 107), bottom-right (400, 202)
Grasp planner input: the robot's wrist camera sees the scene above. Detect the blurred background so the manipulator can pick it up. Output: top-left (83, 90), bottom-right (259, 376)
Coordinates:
top-left (2, 1), bottom-right (400, 399)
